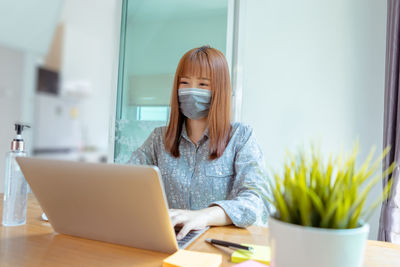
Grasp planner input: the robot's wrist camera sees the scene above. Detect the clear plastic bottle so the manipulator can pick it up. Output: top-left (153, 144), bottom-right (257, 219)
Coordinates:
top-left (2, 124), bottom-right (30, 226)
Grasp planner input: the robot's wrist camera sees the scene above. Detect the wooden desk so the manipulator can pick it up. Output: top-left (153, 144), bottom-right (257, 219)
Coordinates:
top-left (1, 195), bottom-right (399, 266)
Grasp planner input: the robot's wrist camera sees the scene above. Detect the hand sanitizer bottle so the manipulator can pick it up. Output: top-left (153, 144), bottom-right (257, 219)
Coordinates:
top-left (2, 123), bottom-right (30, 226)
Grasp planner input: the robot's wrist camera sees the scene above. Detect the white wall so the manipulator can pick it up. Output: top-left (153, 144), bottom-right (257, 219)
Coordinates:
top-left (240, 0), bottom-right (386, 239)
top-left (0, 1), bottom-right (64, 193)
top-left (0, 46), bottom-right (24, 193)
top-left (60, 0), bottom-right (121, 152)
top-left (0, 0), bottom-right (120, 191)
top-left (0, 0), bottom-right (63, 54)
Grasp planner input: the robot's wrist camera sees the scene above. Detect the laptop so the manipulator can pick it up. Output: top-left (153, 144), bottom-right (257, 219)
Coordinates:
top-left (16, 157), bottom-right (208, 253)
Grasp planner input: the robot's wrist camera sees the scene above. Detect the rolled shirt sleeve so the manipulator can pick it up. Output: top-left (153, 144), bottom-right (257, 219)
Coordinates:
top-left (209, 126), bottom-right (270, 227)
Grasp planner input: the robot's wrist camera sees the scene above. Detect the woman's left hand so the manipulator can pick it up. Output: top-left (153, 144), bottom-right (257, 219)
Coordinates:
top-left (169, 208), bottom-right (209, 240)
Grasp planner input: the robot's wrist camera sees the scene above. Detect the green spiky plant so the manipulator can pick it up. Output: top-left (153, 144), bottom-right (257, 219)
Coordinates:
top-left (263, 144), bottom-right (395, 229)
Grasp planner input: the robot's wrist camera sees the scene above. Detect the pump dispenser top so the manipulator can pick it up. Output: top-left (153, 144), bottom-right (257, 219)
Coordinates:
top-left (2, 123), bottom-right (30, 226)
top-left (11, 123), bottom-right (30, 152)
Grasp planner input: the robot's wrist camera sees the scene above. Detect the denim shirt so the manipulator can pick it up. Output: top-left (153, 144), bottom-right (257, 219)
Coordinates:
top-left (128, 122), bottom-right (269, 227)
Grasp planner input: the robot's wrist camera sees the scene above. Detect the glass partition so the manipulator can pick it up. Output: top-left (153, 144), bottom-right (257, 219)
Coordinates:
top-left (114, 0), bottom-right (228, 163)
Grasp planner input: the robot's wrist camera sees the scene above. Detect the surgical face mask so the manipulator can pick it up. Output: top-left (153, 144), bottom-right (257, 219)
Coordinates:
top-left (178, 88), bottom-right (212, 120)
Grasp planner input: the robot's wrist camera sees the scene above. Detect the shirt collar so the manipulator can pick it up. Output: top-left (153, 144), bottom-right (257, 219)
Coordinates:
top-left (204, 127), bottom-right (210, 138)
top-left (181, 122), bottom-right (190, 142)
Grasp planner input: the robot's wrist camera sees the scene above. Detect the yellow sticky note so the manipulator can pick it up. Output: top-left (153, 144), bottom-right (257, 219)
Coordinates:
top-left (163, 249), bottom-right (222, 267)
top-left (231, 244), bottom-right (270, 265)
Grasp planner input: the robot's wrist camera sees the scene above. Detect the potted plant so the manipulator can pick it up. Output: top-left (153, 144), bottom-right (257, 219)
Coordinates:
top-left (264, 145), bottom-right (395, 267)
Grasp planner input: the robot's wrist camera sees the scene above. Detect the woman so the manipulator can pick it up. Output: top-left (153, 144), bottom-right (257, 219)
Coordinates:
top-left (129, 45), bottom-right (269, 240)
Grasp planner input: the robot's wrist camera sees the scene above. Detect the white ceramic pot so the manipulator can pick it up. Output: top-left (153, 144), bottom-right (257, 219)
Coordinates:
top-left (268, 216), bottom-right (370, 267)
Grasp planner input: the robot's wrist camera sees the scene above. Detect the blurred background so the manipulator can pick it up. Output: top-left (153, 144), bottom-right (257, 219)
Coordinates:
top-left (0, 0), bottom-right (120, 184)
top-left (0, 0), bottom-right (388, 240)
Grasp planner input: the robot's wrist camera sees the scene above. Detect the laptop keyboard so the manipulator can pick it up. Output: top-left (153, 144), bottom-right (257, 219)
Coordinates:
top-left (175, 227), bottom-right (209, 249)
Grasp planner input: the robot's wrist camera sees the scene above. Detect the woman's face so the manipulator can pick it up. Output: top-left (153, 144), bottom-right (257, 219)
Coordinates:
top-left (179, 75), bottom-right (211, 91)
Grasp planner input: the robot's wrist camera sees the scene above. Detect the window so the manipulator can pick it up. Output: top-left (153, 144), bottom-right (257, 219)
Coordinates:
top-left (136, 106), bottom-right (169, 121)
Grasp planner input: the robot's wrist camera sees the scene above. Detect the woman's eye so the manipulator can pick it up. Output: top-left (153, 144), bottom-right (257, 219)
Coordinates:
top-left (180, 81), bottom-right (188, 84)
top-left (200, 83), bottom-right (209, 86)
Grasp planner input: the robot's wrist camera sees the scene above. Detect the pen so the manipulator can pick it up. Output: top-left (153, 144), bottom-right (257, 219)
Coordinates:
top-left (205, 238), bottom-right (254, 252)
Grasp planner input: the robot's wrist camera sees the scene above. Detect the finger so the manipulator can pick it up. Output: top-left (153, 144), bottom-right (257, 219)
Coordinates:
top-left (171, 215), bottom-right (187, 228)
top-left (177, 223), bottom-right (193, 240)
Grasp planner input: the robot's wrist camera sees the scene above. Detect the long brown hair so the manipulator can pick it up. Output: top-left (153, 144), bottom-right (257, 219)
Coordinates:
top-left (165, 46), bottom-right (232, 160)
